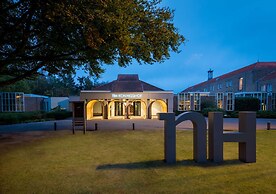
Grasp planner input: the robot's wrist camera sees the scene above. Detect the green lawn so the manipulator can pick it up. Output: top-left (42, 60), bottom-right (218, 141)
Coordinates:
top-left (0, 130), bottom-right (275, 193)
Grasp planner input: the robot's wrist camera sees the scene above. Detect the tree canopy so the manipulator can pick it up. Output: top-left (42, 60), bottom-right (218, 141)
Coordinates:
top-left (0, 74), bottom-right (105, 96)
top-left (0, 0), bottom-right (185, 86)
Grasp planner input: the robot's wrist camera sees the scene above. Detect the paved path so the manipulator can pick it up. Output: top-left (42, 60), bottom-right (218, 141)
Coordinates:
top-left (0, 118), bottom-right (275, 134)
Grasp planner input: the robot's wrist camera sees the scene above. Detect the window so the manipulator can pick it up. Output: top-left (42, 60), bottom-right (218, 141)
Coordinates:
top-left (217, 83), bottom-right (222, 90)
top-left (193, 93), bottom-right (201, 111)
top-left (133, 101), bottom-right (141, 116)
top-left (261, 85), bottom-right (266, 92)
top-left (216, 93), bottom-right (224, 109)
top-left (183, 93), bottom-right (191, 111)
top-left (115, 101), bottom-right (124, 116)
top-left (226, 92), bottom-right (234, 111)
top-left (267, 84), bottom-right (272, 92)
top-left (178, 93), bottom-right (184, 111)
top-left (272, 93), bottom-right (276, 111)
top-left (0, 92), bottom-right (24, 112)
top-left (239, 77), bottom-right (244, 91)
top-left (226, 80), bottom-right (232, 88)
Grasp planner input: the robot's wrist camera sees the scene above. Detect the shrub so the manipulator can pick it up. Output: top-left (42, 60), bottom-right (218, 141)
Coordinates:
top-left (0, 111), bottom-right (72, 125)
top-left (201, 99), bottom-right (216, 110)
top-left (257, 111), bottom-right (276, 118)
top-left (235, 97), bottom-right (260, 111)
top-left (201, 108), bottom-right (225, 117)
top-left (0, 111), bottom-right (46, 124)
top-left (46, 111), bottom-right (72, 120)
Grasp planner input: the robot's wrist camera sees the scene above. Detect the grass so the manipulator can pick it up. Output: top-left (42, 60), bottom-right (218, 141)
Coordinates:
top-left (0, 129), bottom-right (276, 193)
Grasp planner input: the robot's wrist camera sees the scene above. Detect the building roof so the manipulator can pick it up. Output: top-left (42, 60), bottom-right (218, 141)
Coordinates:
top-left (181, 62), bottom-right (276, 92)
top-left (93, 74), bottom-right (164, 92)
top-left (259, 70), bottom-right (276, 81)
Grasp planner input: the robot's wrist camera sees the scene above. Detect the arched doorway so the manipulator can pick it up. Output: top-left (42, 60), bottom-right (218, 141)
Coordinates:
top-left (150, 100), bottom-right (167, 118)
top-left (86, 100), bottom-right (103, 119)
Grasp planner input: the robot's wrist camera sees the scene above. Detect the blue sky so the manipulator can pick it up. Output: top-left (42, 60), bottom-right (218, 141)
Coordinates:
top-left (96, 0), bottom-right (276, 93)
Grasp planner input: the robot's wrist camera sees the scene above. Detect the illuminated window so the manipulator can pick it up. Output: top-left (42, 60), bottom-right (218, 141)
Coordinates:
top-left (178, 93), bottom-right (184, 111)
top-left (239, 78), bottom-right (243, 91)
top-left (184, 93), bottom-right (191, 111)
top-left (216, 93), bottom-right (224, 109)
top-left (133, 101), bottom-right (141, 116)
top-left (115, 101), bottom-right (124, 116)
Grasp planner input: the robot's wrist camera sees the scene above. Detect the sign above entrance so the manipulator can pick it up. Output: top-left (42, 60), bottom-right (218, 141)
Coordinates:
top-left (112, 93), bottom-right (142, 99)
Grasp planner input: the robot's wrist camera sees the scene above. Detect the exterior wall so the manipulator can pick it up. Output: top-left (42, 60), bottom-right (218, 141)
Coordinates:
top-left (24, 97), bottom-right (46, 112)
top-left (45, 97), bottom-right (70, 111)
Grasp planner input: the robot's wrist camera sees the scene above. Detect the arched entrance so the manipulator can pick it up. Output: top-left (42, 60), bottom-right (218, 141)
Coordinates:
top-left (86, 100), bottom-right (103, 120)
top-left (150, 100), bottom-right (167, 118)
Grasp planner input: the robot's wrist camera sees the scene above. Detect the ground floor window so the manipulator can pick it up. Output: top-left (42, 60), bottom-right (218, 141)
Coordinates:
top-left (133, 101), bottom-right (141, 116)
top-left (216, 93), bottom-right (224, 109)
top-left (226, 92), bottom-right (234, 111)
top-left (115, 101), bottom-right (124, 116)
top-left (272, 93), bottom-right (276, 111)
top-left (0, 92), bottom-right (24, 112)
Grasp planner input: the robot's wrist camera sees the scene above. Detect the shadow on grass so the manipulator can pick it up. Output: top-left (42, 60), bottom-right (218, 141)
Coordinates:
top-left (96, 159), bottom-right (244, 170)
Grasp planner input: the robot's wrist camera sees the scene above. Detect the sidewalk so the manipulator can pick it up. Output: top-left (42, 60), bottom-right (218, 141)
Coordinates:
top-left (0, 118), bottom-right (275, 134)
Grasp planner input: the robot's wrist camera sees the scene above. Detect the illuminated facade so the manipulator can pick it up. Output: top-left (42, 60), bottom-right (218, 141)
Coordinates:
top-left (77, 74), bottom-right (173, 120)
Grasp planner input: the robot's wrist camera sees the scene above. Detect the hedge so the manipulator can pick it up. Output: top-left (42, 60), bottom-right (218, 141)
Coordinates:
top-left (0, 111), bottom-right (72, 125)
top-left (235, 97), bottom-right (260, 111)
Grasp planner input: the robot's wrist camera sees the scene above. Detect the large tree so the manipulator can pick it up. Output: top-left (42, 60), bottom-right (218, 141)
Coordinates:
top-left (0, 0), bottom-right (185, 86)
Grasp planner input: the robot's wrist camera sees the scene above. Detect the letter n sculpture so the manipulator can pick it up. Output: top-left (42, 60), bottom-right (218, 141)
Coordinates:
top-left (158, 112), bottom-right (207, 164)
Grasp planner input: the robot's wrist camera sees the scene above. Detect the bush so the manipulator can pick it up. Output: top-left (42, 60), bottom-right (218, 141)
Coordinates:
top-left (201, 108), bottom-right (225, 117)
top-left (257, 111), bottom-right (276, 118)
top-left (0, 111), bottom-right (46, 124)
top-left (46, 111), bottom-right (72, 120)
top-left (201, 100), bottom-right (216, 110)
top-left (235, 97), bottom-right (260, 111)
top-left (0, 111), bottom-right (72, 125)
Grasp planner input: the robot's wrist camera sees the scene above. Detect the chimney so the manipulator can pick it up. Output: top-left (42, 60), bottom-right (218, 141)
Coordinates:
top-left (208, 69), bottom-right (213, 80)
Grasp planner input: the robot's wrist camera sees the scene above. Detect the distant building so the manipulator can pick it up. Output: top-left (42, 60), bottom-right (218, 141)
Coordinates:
top-left (0, 92), bottom-right (70, 112)
top-left (44, 97), bottom-right (69, 112)
top-left (179, 62), bottom-right (276, 111)
top-left (24, 94), bottom-right (49, 112)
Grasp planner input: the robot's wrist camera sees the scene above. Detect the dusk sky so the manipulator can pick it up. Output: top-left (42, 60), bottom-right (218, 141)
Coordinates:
top-left (96, 0), bottom-right (276, 93)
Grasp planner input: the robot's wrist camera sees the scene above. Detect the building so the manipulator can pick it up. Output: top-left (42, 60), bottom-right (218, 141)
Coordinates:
top-left (179, 62), bottom-right (276, 111)
top-left (0, 92), bottom-right (24, 112)
top-left (44, 97), bottom-right (69, 112)
top-left (0, 92), bottom-right (70, 112)
top-left (71, 74), bottom-right (173, 120)
top-left (24, 94), bottom-right (49, 112)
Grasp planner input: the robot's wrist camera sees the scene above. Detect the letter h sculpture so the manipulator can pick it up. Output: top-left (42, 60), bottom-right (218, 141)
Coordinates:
top-left (208, 111), bottom-right (256, 163)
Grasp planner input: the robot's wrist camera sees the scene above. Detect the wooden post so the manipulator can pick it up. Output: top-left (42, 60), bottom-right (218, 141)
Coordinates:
top-left (83, 100), bottom-right (87, 134)
top-left (72, 102), bottom-right (75, 134)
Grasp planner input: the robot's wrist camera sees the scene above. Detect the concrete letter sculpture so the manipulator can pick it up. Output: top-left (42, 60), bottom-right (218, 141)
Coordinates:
top-left (208, 111), bottom-right (256, 163)
top-left (159, 111), bottom-right (256, 164)
top-left (158, 112), bottom-right (207, 164)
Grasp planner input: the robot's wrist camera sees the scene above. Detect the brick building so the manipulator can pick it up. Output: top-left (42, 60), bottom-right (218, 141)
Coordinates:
top-left (178, 62), bottom-right (276, 111)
